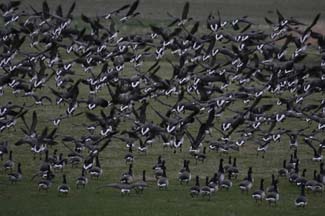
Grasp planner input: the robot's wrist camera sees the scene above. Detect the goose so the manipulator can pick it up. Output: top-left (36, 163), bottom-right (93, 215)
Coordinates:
top-left (228, 157), bottom-right (239, 179)
top-left (319, 162), bottom-right (325, 184)
top-left (121, 164), bottom-right (133, 183)
top-left (132, 170), bottom-right (148, 194)
top-left (289, 160), bottom-right (300, 183)
top-left (305, 170), bottom-right (317, 192)
top-left (53, 153), bottom-right (67, 172)
top-left (124, 145), bottom-right (134, 164)
top-left (265, 181), bottom-right (280, 206)
top-left (200, 176), bottom-right (212, 200)
top-left (295, 184), bottom-right (307, 207)
top-left (295, 169), bottom-right (307, 186)
top-left (304, 138), bottom-right (323, 161)
top-left (224, 156), bottom-right (232, 172)
top-left (278, 160), bottom-right (289, 177)
top-left (208, 173), bottom-right (219, 193)
top-left (8, 162), bottom-right (22, 183)
top-left (3, 150), bottom-right (14, 172)
top-left (76, 168), bottom-right (88, 189)
top-left (89, 156), bottom-right (103, 179)
top-left (266, 174), bottom-right (278, 193)
top-left (178, 160), bottom-right (191, 184)
top-left (239, 167), bottom-right (253, 193)
top-left (157, 167), bottom-right (169, 190)
top-left (0, 141), bottom-right (9, 160)
top-left (190, 176), bottom-right (200, 197)
top-left (286, 154), bottom-right (296, 173)
top-left (217, 158), bottom-right (225, 182)
top-left (195, 146), bottom-right (207, 164)
top-left (154, 160), bottom-right (165, 179)
top-left (58, 174), bottom-right (70, 196)
top-left (220, 172), bottom-right (232, 191)
top-left (38, 168), bottom-right (53, 192)
top-left (252, 178), bottom-right (265, 203)
top-left (292, 149), bottom-right (299, 167)
top-left (312, 174), bottom-right (324, 194)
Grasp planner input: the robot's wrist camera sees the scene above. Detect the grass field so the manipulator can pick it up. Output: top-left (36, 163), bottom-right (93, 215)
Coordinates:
top-left (1, 1), bottom-right (325, 216)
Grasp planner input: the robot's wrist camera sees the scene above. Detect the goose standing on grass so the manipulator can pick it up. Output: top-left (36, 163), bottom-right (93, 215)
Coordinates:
top-left (278, 160), bottom-right (289, 177)
top-left (178, 160), bottom-right (191, 184)
top-left (195, 146), bottom-right (207, 164)
top-left (208, 173), bottom-right (219, 193)
top-left (200, 176), bottom-right (212, 200)
top-left (58, 174), bottom-right (70, 196)
top-left (295, 169), bottom-right (307, 186)
top-left (124, 145), bottom-right (134, 164)
top-left (53, 153), bottom-right (67, 172)
top-left (8, 162), bottom-right (22, 183)
top-left (89, 156), bottom-right (103, 179)
top-left (265, 180), bottom-right (279, 206)
top-left (289, 160), bottom-right (300, 183)
top-left (319, 162), bottom-right (325, 184)
top-left (76, 168), bottom-right (88, 189)
top-left (228, 157), bottom-right (239, 179)
top-left (252, 178), bottom-right (265, 203)
top-left (132, 170), bottom-right (148, 194)
top-left (239, 167), bottom-right (253, 193)
top-left (3, 150), bottom-right (14, 172)
top-left (154, 160), bottom-right (165, 179)
top-left (220, 172), bottom-right (233, 191)
top-left (266, 174), bottom-right (278, 193)
top-left (305, 170), bottom-right (317, 192)
top-left (224, 156), bottom-right (232, 173)
top-left (157, 167), bottom-right (169, 190)
top-left (295, 184), bottom-right (307, 207)
top-left (38, 167), bottom-right (53, 191)
top-left (121, 164), bottom-right (134, 183)
top-left (190, 176), bottom-right (200, 198)
top-left (312, 174), bottom-right (324, 195)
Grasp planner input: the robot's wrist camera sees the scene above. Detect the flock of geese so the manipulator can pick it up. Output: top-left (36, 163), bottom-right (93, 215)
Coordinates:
top-left (1, 0), bottom-right (325, 209)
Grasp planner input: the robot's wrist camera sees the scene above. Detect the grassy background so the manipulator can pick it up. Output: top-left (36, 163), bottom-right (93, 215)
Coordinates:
top-left (1, 0), bottom-right (325, 216)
